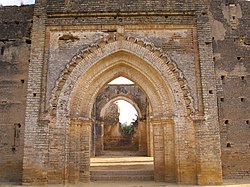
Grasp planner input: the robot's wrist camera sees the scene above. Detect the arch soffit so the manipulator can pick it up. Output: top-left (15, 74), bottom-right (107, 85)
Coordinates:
top-left (51, 34), bottom-right (194, 119)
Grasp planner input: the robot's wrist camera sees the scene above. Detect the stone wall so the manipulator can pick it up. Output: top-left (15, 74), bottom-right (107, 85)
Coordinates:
top-left (0, 5), bottom-right (34, 182)
top-left (46, 0), bottom-right (197, 13)
top-left (209, 0), bottom-right (250, 179)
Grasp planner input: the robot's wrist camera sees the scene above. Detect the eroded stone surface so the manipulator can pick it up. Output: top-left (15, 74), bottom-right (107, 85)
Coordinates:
top-left (0, 0), bottom-right (249, 185)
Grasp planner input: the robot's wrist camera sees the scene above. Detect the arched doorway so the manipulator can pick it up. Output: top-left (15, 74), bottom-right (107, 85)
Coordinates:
top-left (90, 90), bottom-right (154, 181)
top-left (91, 78), bottom-right (149, 156)
top-left (101, 99), bottom-right (139, 152)
top-left (47, 35), bottom-right (197, 184)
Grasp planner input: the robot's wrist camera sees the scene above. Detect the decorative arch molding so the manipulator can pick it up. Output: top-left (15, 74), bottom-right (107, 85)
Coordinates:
top-left (49, 34), bottom-right (194, 119)
top-left (46, 33), bottom-right (199, 184)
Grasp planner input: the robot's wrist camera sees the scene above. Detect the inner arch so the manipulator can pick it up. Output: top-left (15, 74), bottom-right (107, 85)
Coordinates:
top-left (69, 51), bottom-right (176, 118)
top-left (100, 96), bottom-right (142, 120)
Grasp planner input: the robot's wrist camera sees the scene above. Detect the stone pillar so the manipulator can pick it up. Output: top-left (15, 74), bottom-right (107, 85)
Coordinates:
top-left (68, 118), bottom-right (91, 184)
top-left (196, 1), bottom-right (223, 185)
top-left (174, 116), bottom-right (197, 185)
top-left (95, 121), bottom-right (104, 156)
top-left (22, 0), bottom-right (48, 185)
top-left (147, 118), bottom-right (154, 157)
top-left (138, 119), bottom-right (147, 154)
top-left (162, 118), bottom-right (175, 183)
top-left (194, 114), bottom-right (223, 185)
top-left (68, 120), bottom-right (80, 184)
top-left (152, 118), bottom-right (165, 182)
top-left (91, 122), bottom-right (95, 157)
top-left (79, 119), bottom-right (91, 183)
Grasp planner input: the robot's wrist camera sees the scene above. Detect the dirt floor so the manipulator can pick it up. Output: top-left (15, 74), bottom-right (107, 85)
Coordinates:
top-left (1, 156), bottom-right (249, 187)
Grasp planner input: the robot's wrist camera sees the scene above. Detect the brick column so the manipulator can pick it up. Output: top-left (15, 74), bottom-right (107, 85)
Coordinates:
top-left (68, 118), bottom-right (91, 183)
top-left (147, 118), bottom-right (154, 157)
top-left (95, 121), bottom-right (104, 156)
top-left (79, 119), bottom-right (91, 183)
top-left (68, 120), bottom-right (80, 184)
top-left (162, 118), bottom-right (176, 183)
top-left (152, 118), bottom-right (165, 182)
top-left (138, 119), bottom-right (147, 154)
top-left (195, 1), bottom-right (223, 185)
top-left (22, 0), bottom-right (48, 185)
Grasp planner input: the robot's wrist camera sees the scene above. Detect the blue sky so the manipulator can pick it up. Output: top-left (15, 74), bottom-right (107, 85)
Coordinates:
top-left (0, 0), bottom-right (35, 6)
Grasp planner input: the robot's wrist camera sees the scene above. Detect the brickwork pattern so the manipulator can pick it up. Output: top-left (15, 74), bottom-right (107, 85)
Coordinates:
top-left (1, 0), bottom-right (243, 185)
top-left (0, 5), bottom-right (33, 182)
top-left (49, 35), bottom-right (202, 185)
top-left (209, 0), bottom-right (250, 179)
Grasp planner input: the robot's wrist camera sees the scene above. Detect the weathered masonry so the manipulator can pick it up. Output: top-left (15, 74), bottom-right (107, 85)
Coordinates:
top-left (0, 0), bottom-right (249, 185)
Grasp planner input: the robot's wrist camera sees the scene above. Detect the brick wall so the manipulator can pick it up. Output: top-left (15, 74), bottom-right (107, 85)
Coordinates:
top-left (46, 0), bottom-right (196, 14)
top-left (0, 0), bottom-right (249, 184)
top-left (209, 0), bottom-right (250, 179)
top-left (0, 5), bottom-right (34, 182)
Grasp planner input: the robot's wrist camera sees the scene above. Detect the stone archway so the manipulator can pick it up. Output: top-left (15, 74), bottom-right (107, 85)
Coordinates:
top-left (47, 34), bottom-right (197, 184)
top-left (92, 84), bottom-right (148, 156)
top-left (95, 96), bottom-right (145, 155)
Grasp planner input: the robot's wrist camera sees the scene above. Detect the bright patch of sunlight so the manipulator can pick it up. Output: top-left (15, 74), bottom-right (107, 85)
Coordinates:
top-left (109, 77), bottom-right (134, 85)
top-left (0, 0), bottom-right (35, 6)
top-left (115, 100), bottom-right (138, 125)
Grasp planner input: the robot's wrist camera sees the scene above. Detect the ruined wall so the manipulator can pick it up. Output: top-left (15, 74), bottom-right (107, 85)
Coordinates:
top-left (0, 5), bottom-right (34, 182)
top-left (1, 0), bottom-right (249, 184)
top-left (209, 0), bottom-right (250, 179)
top-left (0, 0), bottom-right (222, 185)
top-left (46, 0), bottom-right (197, 13)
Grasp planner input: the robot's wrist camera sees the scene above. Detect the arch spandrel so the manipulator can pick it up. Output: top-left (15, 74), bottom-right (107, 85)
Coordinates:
top-left (51, 34), bottom-right (194, 121)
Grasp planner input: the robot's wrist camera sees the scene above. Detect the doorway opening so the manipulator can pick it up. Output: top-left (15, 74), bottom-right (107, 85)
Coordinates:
top-left (90, 76), bottom-right (154, 181)
top-left (103, 99), bottom-right (139, 151)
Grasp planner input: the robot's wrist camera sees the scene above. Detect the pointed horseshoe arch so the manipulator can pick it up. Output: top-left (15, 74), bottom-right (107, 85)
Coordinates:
top-left (47, 34), bottom-right (198, 184)
top-left (50, 34), bottom-right (194, 119)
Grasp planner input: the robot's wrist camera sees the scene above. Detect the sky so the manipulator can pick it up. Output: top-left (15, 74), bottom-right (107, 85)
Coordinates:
top-left (109, 77), bottom-right (134, 85)
top-left (115, 100), bottom-right (138, 125)
top-left (110, 77), bottom-right (137, 125)
top-left (0, 0), bottom-right (35, 6)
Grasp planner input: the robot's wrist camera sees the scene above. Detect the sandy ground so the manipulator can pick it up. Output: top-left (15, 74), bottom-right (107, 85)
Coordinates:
top-left (1, 180), bottom-right (250, 187)
top-left (1, 156), bottom-right (249, 187)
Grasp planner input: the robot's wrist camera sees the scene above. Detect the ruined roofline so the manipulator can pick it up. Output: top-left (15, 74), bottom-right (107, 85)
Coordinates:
top-left (0, 4), bottom-right (34, 20)
top-left (47, 10), bottom-right (196, 18)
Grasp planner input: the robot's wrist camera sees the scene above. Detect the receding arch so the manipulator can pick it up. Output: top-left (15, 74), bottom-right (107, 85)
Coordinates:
top-left (100, 96), bottom-right (142, 120)
top-left (48, 34), bottom-right (198, 184)
top-left (50, 34), bottom-right (194, 120)
top-left (70, 56), bottom-right (171, 118)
